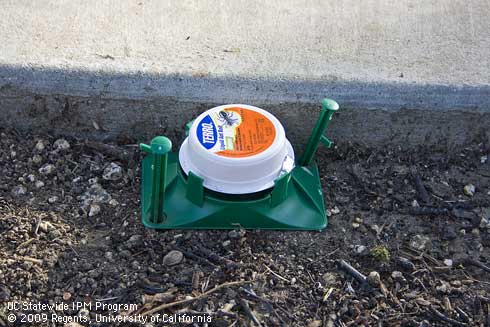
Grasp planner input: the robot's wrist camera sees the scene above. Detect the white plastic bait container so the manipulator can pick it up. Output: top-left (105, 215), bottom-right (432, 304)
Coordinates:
top-left (179, 104), bottom-right (295, 194)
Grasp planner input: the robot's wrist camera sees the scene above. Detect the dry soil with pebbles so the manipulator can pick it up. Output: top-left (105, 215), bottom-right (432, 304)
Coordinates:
top-left (1, 128), bottom-right (490, 327)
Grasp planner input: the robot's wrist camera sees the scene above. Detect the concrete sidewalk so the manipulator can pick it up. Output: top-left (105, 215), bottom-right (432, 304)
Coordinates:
top-left (1, 0), bottom-right (490, 144)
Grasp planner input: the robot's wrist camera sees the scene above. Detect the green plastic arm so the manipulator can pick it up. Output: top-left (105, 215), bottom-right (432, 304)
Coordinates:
top-left (298, 98), bottom-right (339, 166)
top-left (139, 136), bottom-right (172, 223)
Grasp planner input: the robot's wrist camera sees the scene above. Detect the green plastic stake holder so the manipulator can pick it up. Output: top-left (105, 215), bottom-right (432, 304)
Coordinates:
top-left (140, 99), bottom-right (339, 230)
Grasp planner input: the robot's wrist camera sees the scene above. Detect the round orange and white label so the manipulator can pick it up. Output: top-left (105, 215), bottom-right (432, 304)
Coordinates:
top-left (196, 107), bottom-right (276, 158)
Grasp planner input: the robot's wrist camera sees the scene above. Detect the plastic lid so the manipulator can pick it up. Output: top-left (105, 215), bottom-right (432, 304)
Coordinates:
top-left (179, 104), bottom-right (295, 194)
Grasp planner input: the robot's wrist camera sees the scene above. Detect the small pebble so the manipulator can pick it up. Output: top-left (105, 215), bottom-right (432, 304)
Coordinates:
top-left (463, 184), bottom-right (475, 197)
top-left (162, 250), bottom-right (183, 266)
top-left (129, 234), bottom-right (142, 242)
top-left (104, 252), bottom-right (113, 260)
top-left (322, 272), bottom-right (337, 285)
top-left (480, 218), bottom-right (490, 229)
top-left (352, 222), bottom-right (360, 229)
top-left (103, 162), bottom-right (123, 181)
top-left (38, 221), bottom-right (54, 232)
top-left (35, 180), bottom-right (45, 189)
top-left (330, 206), bottom-right (340, 215)
top-left (27, 174), bottom-right (36, 182)
top-left (415, 298), bottom-right (431, 306)
top-left (354, 244), bottom-right (367, 254)
top-left (397, 257), bottom-right (416, 271)
top-left (88, 177), bottom-right (98, 185)
top-left (436, 283), bottom-right (448, 293)
top-left (81, 184), bottom-right (111, 205)
top-left (367, 271), bottom-right (381, 286)
top-left (88, 203), bottom-right (101, 217)
top-left (391, 271), bottom-right (404, 281)
top-left (39, 164), bottom-right (56, 175)
top-left (35, 140), bottom-right (45, 152)
top-left (32, 154), bottom-right (43, 164)
top-left (443, 259), bottom-right (453, 267)
top-left (307, 320), bottom-right (322, 327)
top-left (48, 196), bottom-right (59, 204)
top-left (410, 234), bottom-right (431, 251)
top-left (222, 240), bottom-right (231, 247)
top-left (11, 185), bottom-right (27, 197)
top-left (53, 138), bottom-right (70, 151)
top-left (450, 280), bottom-right (462, 287)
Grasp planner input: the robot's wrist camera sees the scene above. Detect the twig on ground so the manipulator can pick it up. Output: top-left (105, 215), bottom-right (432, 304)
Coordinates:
top-left (196, 246), bottom-right (237, 269)
top-left (95, 296), bottom-right (120, 302)
top-left (17, 238), bottom-right (35, 249)
top-left (68, 244), bottom-right (80, 257)
top-left (240, 287), bottom-right (293, 323)
top-left (142, 290), bottom-right (176, 305)
top-left (13, 255), bottom-right (43, 265)
top-left (306, 248), bottom-right (339, 266)
top-left (264, 265), bottom-right (291, 283)
top-left (348, 164), bottom-right (379, 197)
top-left (141, 280), bottom-right (252, 316)
top-left (462, 258), bottom-right (490, 273)
top-left (240, 298), bottom-right (262, 327)
top-left (429, 306), bottom-right (468, 326)
top-left (192, 270), bottom-right (203, 290)
top-left (34, 216), bottom-right (42, 235)
top-left (337, 260), bottom-right (367, 284)
top-left (455, 307), bottom-right (471, 323)
top-left (172, 246), bottom-right (217, 268)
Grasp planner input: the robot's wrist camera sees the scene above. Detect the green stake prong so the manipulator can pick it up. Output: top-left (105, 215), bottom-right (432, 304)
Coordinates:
top-left (320, 135), bottom-right (333, 148)
top-left (140, 136), bottom-right (172, 223)
top-left (186, 171), bottom-right (205, 207)
top-left (185, 120), bottom-right (195, 136)
top-left (139, 143), bottom-right (152, 153)
top-left (270, 172), bottom-right (291, 207)
top-left (298, 98), bottom-right (339, 166)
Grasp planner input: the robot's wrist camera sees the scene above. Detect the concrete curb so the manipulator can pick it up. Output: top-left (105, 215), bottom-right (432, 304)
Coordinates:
top-left (1, 65), bottom-right (490, 147)
top-left (2, 65), bottom-right (490, 110)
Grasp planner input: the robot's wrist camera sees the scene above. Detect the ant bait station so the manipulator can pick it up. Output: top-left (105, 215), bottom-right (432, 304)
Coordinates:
top-left (139, 98), bottom-right (339, 230)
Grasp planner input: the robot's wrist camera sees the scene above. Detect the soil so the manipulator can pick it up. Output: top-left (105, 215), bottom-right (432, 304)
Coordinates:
top-left (0, 127), bottom-right (490, 327)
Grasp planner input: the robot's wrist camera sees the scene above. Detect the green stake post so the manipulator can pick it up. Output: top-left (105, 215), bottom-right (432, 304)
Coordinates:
top-left (140, 136), bottom-right (172, 223)
top-left (298, 98), bottom-right (339, 167)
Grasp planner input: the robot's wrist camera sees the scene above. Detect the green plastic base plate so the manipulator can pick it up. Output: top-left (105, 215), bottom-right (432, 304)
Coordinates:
top-left (140, 98), bottom-right (340, 231)
top-left (141, 153), bottom-right (328, 230)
